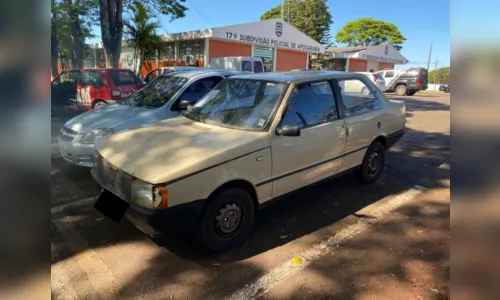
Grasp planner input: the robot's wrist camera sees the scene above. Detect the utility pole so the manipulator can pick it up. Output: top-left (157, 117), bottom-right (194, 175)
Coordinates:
top-left (426, 40), bottom-right (433, 71)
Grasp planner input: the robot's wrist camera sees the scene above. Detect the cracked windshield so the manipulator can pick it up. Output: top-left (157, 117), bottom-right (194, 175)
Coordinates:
top-left (186, 79), bottom-right (287, 129)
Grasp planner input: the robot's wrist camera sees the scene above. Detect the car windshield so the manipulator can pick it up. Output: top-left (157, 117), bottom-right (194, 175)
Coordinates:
top-left (127, 75), bottom-right (188, 108)
top-left (184, 79), bottom-right (288, 130)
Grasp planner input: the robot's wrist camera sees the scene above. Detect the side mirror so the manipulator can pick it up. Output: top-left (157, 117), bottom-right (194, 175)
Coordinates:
top-left (277, 125), bottom-right (301, 137)
top-left (177, 100), bottom-right (194, 110)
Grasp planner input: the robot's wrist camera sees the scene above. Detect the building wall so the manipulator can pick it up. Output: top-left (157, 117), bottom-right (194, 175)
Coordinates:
top-left (276, 49), bottom-right (307, 71)
top-left (208, 39), bottom-right (252, 62)
top-left (378, 62), bottom-right (395, 70)
top-left (347, 59), bottom-right (367, 72)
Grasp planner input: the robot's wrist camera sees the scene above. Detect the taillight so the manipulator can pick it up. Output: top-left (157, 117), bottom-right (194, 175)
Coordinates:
top-left (416, 78), bottom-right (421, 85)
top-left (372, 74), bottom-right (377, 81)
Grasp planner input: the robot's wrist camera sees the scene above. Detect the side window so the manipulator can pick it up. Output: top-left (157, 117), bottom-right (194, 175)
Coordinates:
top-left (180, 76), bottom-right (224, 103)
top-left (79, 71), bottom-right (102, 86)
top-left (384, 71), bottom-right (394, 78)
top-left (253, 61), bottom-right (263, 73)
top-left (281, 81), bottom-right (338, 129)
top-left (242, 61), bottom-right (252, 72)
top-left (337, 78), bottom-right (386, 117)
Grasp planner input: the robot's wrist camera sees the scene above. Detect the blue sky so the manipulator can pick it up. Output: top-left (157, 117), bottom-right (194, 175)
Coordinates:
top-left (89, 0), bottom-right (450, 70)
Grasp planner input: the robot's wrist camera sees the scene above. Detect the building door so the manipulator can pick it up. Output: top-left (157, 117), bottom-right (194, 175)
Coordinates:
top-left (253, 46), bottom-right (274, 72)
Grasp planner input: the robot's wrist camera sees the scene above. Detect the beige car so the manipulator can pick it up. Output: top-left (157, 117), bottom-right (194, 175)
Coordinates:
top-left (92, 71), bottom-right (406, 252)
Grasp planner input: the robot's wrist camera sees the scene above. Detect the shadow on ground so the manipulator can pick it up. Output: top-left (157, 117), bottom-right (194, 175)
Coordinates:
top-left (51, 123), bottom-right (450, 299)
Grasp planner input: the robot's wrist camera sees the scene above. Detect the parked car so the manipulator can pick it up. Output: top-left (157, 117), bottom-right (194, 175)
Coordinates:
top-left (91, 71), bottom-right (407, 252)
top-left (375, 68), bottom-right (428, 96)
top-left (209, 56), bottom-right (264, 73)
top-left (58, 69), bottom-right (248, 167)
top-left (51, 68), bottom-right (144, 110)
top-left (439, 84), bottom-right (450, 93)
top-left (143, 66), bottom-right (203, 83)
top-left (356, 72), bottom-right (387, 92)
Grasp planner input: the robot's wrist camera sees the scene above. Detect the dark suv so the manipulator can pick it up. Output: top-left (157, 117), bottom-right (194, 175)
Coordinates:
top-left (382, 67), bottom-right (429, 96)
top-left (51, 68), bottom-right (144, 111)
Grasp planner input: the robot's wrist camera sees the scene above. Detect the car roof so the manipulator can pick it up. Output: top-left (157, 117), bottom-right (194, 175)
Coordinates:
top-left (228, 71), bottom-right (366, 84)
top-left (163, 69), bottom-right (251, 79)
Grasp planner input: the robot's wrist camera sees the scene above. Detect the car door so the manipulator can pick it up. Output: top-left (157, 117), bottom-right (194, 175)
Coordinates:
top-left (383, 70), bottom-right (396, 88)
top-left (270, 81), bottom-right (347, 197)
top-left (333, 77), bottom-right (389, 172)
top-left (77, 70), bottom-right (102, 107)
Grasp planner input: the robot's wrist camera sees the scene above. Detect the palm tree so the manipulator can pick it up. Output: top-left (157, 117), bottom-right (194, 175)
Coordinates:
top-left (124, 1), bottom-right (161, 75)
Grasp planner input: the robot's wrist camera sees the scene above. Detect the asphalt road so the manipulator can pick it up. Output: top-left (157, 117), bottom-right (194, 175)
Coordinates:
top-left (50, 92), bottom-right (450, 300)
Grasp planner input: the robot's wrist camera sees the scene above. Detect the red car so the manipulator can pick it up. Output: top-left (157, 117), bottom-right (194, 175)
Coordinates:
top-left (51, 68), bottom-right (144, 110)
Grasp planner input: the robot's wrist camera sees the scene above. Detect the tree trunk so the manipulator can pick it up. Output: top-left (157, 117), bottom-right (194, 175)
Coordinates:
top-left (99, 0), bottom-right (124, 68)
top-left (51, 0), bottom-right (60, 78)
top-left (64, 0), bottom-right (84, 69)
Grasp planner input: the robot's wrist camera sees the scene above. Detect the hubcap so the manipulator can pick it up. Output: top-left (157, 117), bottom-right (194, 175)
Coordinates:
top-left (215, 203), bottom-right (242, 237)
top-left (367, 152), bottom-right (380, 175)
top-left (94, 103), bottom-right (106, 109)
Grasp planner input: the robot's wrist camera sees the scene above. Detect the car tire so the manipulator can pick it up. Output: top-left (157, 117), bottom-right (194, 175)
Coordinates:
top-left (93, 100), bottom-right (107, 109)
top-left (195, 187), bottom-right (255, 252)
top-left (406, 90), bottom-right (416, 96)
top-left (445, 87), bottom-right (450, 93)
top-left (355, 141), bottom-right (386, 185)
top-left (395, 84), bottom-right (407, 96)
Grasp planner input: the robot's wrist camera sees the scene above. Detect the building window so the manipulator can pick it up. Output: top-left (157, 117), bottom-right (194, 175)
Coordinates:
top-left (253, 46), bottom-right (274, 72)
top-left (179, 39), bottom-right (205, 66)
top-left (159, 42), bottom-right (176, 61)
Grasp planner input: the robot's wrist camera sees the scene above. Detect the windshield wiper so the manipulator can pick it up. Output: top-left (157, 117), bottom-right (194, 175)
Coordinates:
top-left (185, 109), bottom-right (205, 123)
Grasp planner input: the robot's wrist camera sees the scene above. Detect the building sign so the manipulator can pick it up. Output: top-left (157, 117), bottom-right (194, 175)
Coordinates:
top-left (223, 31), bottom-right (321, 52)
top-left (275, 22), bottom-right (283, 37)
top-left (359, 53), bottom-right (405, 64)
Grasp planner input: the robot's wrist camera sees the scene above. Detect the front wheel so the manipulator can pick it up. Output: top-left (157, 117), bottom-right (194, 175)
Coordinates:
top-left (445, 87), bottom-right (450, 93)
top-left (195, 187), bottom-right (255, 252)
top-left (395, 85), bottom-right (407, 96)
top-left (355, 141), bottom-right (386, 184)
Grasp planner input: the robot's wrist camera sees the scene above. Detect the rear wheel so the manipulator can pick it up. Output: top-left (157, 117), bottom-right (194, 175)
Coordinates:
top-left (195, 187), bottom-right (255, 252)
top-left (445, 87), bottom-right (450, 93)
top-left (93, 100), bottom-right (107, 109)
top-left (395, 84), bottom-right (407, 96)
top-left (355, 141), bottom-right (386, 184)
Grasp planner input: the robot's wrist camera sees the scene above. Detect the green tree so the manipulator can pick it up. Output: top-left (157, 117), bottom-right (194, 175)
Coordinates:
top-left (99, 0), bottom-right (188, 68)
top-left (51, 0), bottom-right (97, 73)
top-left (428, 66), bottom-right (450, 84)
top-left (260, 0), bottom-right (333, 45)
top-left (335, 18), bottom-right (406, 50)
top-left (124, 1), bottom-right (161, 75)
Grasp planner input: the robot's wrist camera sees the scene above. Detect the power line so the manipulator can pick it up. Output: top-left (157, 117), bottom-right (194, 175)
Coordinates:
top-left (186, 0), bottom-right (216, 27)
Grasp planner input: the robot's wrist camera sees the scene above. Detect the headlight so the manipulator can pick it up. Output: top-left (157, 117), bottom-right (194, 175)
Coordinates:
top-left (131, 180), bottom-right (168, 210)
top-left (79, 128), bottom-right (115, 144)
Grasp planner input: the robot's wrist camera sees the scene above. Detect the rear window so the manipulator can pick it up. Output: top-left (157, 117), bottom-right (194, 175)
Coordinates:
top-left (375, 73), bottom-right (384, 80)
top-left (108, 70), bottom-right (141, 86)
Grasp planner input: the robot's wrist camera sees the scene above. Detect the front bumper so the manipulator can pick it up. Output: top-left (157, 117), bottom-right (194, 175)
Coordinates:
top-left (91, 169), bottom-right (206, 236)
top-left (58, 135), bottom-right (95, 167)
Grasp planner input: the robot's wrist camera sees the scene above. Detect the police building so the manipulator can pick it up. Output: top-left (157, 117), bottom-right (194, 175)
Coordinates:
top-left (115, 19), bottom-right (325, 76)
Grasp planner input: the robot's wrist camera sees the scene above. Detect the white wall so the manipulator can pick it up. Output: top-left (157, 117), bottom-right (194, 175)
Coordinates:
top-left (366, 60), bottom-right (378, 72)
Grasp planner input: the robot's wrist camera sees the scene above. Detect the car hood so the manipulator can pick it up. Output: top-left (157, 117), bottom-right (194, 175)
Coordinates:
top-left (64, 104), bottom-right (150, 133)
top-left (95, 117), bottom-right (270, 184)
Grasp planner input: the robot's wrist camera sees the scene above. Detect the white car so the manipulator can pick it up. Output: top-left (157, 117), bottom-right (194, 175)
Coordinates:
top-left (356, 72), bottom-right (387, 92)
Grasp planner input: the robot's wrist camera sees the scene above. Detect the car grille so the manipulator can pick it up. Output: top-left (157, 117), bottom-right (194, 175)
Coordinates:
top-left (59, 126), bottom-right (78, 142)
top-left (95, 154), bottom-right (134, 201)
